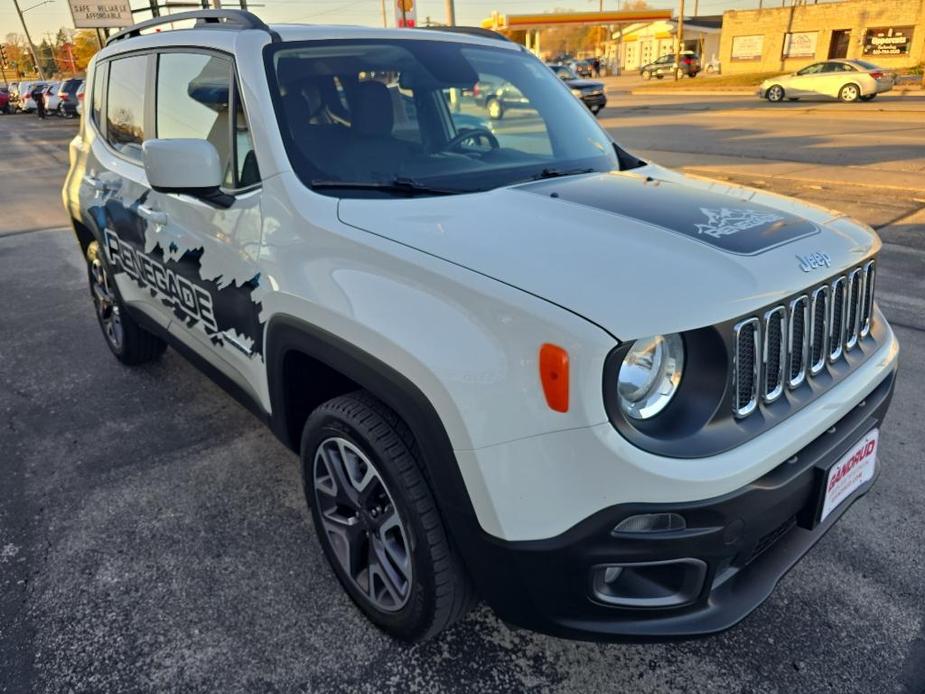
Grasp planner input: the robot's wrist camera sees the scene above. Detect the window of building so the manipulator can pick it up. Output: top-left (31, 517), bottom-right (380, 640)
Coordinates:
top-left (106, 55), bottom-right (148, 159)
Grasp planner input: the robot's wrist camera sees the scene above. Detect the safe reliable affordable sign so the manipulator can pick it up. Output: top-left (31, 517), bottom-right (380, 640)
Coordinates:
top-left (68, 0), bottom-right (133, 28)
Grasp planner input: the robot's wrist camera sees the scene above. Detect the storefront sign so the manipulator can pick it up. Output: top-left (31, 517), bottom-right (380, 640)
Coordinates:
top-left (782, 31), bottom-right (818, 58)
top-left (864, 26), bottom-right (914, 56)
top-left (731, 35), bottom-right (764, 60)
top-left (68, 0), bottom-right (133, 28)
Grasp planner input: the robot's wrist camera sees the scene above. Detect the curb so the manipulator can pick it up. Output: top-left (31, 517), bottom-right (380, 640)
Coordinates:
top-left (631, 89), bottom-right (754, 96)
top-left (680, 167), bottom-right (925, 196)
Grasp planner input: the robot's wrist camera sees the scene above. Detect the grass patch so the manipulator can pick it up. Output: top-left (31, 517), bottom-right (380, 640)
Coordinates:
top-left (638, 71), bottom-right (782, 90)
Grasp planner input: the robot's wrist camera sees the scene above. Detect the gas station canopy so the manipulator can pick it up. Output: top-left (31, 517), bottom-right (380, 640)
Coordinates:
top-left (481, 9), bottom-right (673, 31)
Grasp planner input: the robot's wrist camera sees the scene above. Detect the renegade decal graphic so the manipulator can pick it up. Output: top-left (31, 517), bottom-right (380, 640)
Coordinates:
top-left (104, 228), bottom-right (219, 331)
top-left (521, 173), bottom-right (820, 255)
top-left (89, 196), bottom-right (266, 359)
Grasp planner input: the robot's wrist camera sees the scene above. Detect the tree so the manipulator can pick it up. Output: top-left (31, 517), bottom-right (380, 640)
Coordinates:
top-left (71, 30), bottom-right (100, 72)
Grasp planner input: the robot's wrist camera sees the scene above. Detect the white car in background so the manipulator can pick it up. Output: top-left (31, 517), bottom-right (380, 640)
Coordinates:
top-left (760, 59), bottom-right (894, 103)
top-left (43, 82), bottom-right (61, 112)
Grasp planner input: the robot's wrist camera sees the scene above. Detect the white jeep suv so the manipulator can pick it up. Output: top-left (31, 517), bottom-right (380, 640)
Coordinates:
top-left (63, 10), bottom-right (899, 642)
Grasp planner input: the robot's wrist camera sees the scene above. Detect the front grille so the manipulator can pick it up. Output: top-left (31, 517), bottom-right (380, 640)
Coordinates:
top-left (732, 260), bottom-right (875, 418)
top-left (733, 318), bottom-right (760, 417)
top-left (829, 276), bottom-right (846, 362)
top-left (809, 286), bottom-right (828, 375)
top-left (762, 307), bottom-right (786, 402)
top-left (787, 295), bottom-right (809, 388)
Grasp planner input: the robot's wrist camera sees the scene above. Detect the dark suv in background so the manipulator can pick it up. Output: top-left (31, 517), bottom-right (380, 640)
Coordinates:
top-left (549, 64), bottom-right (606, 115)
top-left (640, 52), bottom-right (701, 80)
top-left (57, 78), bottom-right (84, 117)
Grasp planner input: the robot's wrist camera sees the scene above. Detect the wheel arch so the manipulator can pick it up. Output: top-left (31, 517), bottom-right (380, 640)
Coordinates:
top-left (264, 314), bottom-right (480, 528)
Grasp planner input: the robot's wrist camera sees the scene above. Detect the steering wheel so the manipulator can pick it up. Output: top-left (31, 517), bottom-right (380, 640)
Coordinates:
top-left (444, 127), bottom-right (500, 152)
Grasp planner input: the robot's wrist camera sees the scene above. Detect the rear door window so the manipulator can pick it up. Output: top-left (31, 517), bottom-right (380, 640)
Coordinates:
top-left (106, 55), bottom-right (148, 159)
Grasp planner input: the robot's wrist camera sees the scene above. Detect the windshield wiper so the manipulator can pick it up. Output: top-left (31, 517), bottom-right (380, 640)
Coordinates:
top-left (530, 167), bottom-right (598, 181)
top-left (310, 177), bottom-right (462, 196)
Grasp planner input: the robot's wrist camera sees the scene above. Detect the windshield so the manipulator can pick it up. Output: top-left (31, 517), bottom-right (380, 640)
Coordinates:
top-left (266, 39), bottom-right (622, 196)
top-left (552, 65), bottom-right (579, 80)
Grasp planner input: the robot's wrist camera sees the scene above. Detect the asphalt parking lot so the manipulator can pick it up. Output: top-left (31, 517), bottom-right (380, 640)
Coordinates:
top-left (1, 99), bottom-right (924, 693)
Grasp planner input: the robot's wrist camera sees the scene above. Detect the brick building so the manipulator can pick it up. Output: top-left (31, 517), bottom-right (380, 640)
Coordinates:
top-left (719, 0), bottom-right (925, 74)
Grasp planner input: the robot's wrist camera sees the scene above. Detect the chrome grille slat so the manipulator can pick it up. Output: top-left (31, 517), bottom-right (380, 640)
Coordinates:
top-left (845, 268), bottom-right (863, 350)
top-left (730, 260), bottom-right (875, 418)
top-left (787, 295), bottom-right (809, 389)
top-left (763, 306), bottom-right (786, 403)
top-left (733, 318), bottom-right (760, 418)
top-left (829, 276), bottom-right (846, 362)
top-left (861, 260), bottom-right (875, 337)
top-left (809, 286), bottom-right (829, 376)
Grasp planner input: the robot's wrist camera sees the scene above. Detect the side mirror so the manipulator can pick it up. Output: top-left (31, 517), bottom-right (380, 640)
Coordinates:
top-left (142, 139), bottom-right (233, 208)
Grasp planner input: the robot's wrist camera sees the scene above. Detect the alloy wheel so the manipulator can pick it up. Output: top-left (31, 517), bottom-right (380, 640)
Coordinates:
top-left (313, 437), bottom-right (413, 612)
top-left (767, 85), bottom-right (784, 102)
top-left (840, 84), bottom-right (859, 102)
top-left (90, 256), bottom-right (124, 351)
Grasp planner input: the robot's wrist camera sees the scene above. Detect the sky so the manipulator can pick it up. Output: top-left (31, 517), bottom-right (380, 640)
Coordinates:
top-left (1, 0), bottom-right (767, 45)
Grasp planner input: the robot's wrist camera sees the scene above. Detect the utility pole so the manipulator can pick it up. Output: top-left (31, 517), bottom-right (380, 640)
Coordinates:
top-left (381, 0), bottom-right (387, 26)
top-left (693, 0), bottom-right (698, 16)
top-left (445, 0), bottom-right (455, 26)
top-left (12, 0), bottom-right (46, 80)
top-left (674, 0), bottom-right (684, 80)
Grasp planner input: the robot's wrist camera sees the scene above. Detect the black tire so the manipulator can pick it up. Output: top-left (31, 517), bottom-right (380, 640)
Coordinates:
top-left (301, 391), bottom-right (475, 642)
top-left (860, 94), bottom-right (877, 102)
top-left (838, 83), bottom-right (861, 102)
top-left (485, 97), bottom-right (503, 120)
top-left (655, 73), bottom-right (664, 80)
top-left (766, 84), bottom-right (785, 102)
top-left (86, 240), bottom-right (167, 365)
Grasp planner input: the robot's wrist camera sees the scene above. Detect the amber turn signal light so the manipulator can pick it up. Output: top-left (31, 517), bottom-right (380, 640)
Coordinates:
top-left (539, 343), bottom-right (570, 413)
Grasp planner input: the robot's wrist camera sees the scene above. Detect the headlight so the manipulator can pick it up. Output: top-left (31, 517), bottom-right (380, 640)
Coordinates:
top-left (570, 88), bottom-right (584, 98)
top-left (617, 334), bottom-right (685, 419)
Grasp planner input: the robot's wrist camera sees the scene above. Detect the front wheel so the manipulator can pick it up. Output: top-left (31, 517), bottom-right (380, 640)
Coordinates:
top-left (86, 241), bottom-right (166, 365)
top-left (301, 392), bottom-right (474, 642)
top-left (839, 83), bottom-right (861, 102)
top-left (766, 85), bottom-right (785, 102)
top-left (641, 70), bottom-right (651, 81)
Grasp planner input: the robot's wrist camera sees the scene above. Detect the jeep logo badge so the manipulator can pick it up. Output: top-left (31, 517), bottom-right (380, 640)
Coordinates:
top-left (797, 251), bottom-right (832, 273)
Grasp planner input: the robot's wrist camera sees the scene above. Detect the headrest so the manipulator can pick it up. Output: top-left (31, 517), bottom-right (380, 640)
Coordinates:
top-left (351, 81), bottom-right (393, 137)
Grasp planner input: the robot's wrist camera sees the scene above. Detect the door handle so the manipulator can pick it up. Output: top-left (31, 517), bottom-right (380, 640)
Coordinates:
top-left (137, 204), bottom-right (168, 226)
top-left (83, 174), bottom-right (108, 192)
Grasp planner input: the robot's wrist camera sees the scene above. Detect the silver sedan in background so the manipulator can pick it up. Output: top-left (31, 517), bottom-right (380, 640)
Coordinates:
top-left (760, 59), bottom-right (895, 103)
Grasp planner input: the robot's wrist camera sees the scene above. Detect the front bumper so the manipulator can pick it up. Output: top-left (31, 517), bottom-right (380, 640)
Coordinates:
top-left (581, 93), bottom-right (607, 110)
top-left (463, 368), bottom-right (895, 640)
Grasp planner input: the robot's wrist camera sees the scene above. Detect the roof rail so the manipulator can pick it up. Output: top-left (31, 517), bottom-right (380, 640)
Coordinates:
top-left (424, 26), bottom-right (513, 43)
top-left (106, 9), bottom-right (276, 46)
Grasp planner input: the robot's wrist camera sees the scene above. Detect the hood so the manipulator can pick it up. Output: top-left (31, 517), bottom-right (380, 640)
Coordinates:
top-left (337, 167), bottom-right (879, 339)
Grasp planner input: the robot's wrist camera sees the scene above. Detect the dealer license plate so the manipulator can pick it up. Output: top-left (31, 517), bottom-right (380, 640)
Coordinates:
top-left (820, 429), bottom-right (879, 523)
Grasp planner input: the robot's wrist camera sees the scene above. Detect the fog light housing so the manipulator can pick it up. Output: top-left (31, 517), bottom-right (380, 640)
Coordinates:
top-left (591, 558), bottom-right (707, 608)
top-left (612, 513), bottom-right (686, 535)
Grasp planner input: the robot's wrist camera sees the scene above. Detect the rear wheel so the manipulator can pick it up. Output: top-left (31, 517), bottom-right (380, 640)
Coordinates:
top-left (301, 392), bottom-right (474, 642)
top-left (766, 85), bottom-right (785, 102)
top-left (86, 240), bottom-right (166, 365)
top-left (838, 83), bottom-right (861, 102)
top-left (486, 97), bottom-right (503, 120)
